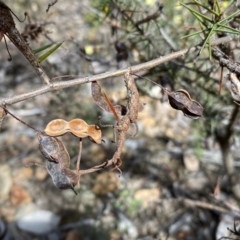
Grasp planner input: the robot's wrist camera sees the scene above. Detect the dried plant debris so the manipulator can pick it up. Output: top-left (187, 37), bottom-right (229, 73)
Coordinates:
top-left (44, 118), bottom-right (102, 144)
top-left (0, 1), bottom-right (50, 84)
top-left (226, 73), bottom-right (240, 103)
top-left (96, 72), bottom-right (141, 170)
top-left (46, 0), bottom-right (58, 13)
top-left (91, 80), bottom-right (144, 120)
top-left (91, 81), bottom-right (125, 119)
top-left (0, 107), bottom-right (6, 131)
top-left (22, 15), bottom-right (53, 42)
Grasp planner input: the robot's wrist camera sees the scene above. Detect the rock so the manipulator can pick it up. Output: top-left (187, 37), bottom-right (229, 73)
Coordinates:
top-left (10, 185), bottom-right (32, 205)
top-left (0, 164), bottom-right (13, 200)
top-left (216, 214), bottom-right (237, 240)
top-left (183, 149), bottom-right (200, 172)
top-left (17, 209), bottom-right (60, 235)
top-left (92, 172), bottom-right (120, 195)
top-left (134, 188), bottom-right (161, 208)
top-left (65, 230), bottom-right (81, 240)
top-left (13, 167), bottom-right (33, 183)
top-left (118, 213), bottom-right (138, 239)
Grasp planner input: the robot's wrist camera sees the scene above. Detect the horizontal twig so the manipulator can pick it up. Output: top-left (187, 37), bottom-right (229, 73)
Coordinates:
top-left (0, 36), bottom-right (232, 106)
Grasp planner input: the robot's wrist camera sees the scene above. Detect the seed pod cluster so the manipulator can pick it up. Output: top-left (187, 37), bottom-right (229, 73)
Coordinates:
top-left (44, 118), bottom-right (102, 144)
top-left (37, 133), bottom-right (79, 194)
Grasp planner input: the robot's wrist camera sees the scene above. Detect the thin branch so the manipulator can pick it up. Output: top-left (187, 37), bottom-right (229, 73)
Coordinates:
top-left (181, 198), bottom-right (240, 217)
top-left (0, 36), bottom-right (232, 106)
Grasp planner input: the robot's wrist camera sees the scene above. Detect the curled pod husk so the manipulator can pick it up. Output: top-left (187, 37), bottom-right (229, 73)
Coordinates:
top-left (183, 100), bottom-right (203, 119)
top-left (87, 125), bottom-right (102, 144)
top-left (46, 161), bottom-right (78, 195)
top-left (167, 89), bottom-right (203, 119)
top-left (168, 90), bottom-right (191, 110)
top-left (91, 81), bottom-right (111, 112)
top-left (38, 133), bottom-right (70, 169)
top-left (68, 119), bottom-right (89, 138)
top-left (44, 119), bottom-right (68, 136)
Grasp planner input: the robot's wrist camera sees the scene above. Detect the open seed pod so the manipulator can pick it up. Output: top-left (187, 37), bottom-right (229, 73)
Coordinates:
top-left (44, 119), bottom-right (68, 136)
top-left (87, 125), bottom-right (102, 144)
top-left (68, 119), bottom-right (89, 138)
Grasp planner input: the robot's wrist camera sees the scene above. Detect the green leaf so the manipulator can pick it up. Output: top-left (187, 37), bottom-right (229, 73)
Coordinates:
top-left (218, 9), bottom-right (240, 25)
top-left (216, 24), bottom-right (240, 34)
top-left (180, 2), bottom-right (213, 23)
top-left (33, 43), bottom-right (54, 54)
top-left (181, 29), bottom-right (208, 39)
top-left (193, 0), bottom-right (219, 16)
top-left (215, 0), bottom-right (221, 14)
top-left (38, 42), bottom-right (63, 63)
top-left (198, 24), bottom-right (216, 58)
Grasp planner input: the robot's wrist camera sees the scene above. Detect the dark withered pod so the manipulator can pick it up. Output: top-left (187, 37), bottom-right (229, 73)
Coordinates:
top-left (168, 90), bottom-right (191, 110)
top-left (167, 89), bottom-right (203, 119)
top-left (38, 133), bottom-right (70, 169)
top-left (46, 161), bottom-right (78, 195)
top-left (184, 100), bottom-right (203, 119)
top-left (0, 1), bottom-right (15, 37)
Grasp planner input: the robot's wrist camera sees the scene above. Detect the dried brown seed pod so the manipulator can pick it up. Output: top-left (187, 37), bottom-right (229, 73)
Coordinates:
top-left (46, 161), bottom-right (78, 195)
top-left (38, 133), bottom-right (70, 169)
top-left (184, 100), bottom-right (203, 119)
top-left (68, 119), bottom-right (89, 138)
top-left (168, 89), bottom-right (191, 110)
top-left (87, 125), bottom-right (102, 144)
top-left (44, 119), bottom-right (68, 136)
top-left (134, 74), bottom-right (203, 120)
top-left (44, 118), bottom-right (102, 144)
top-left (167, 89), bottom-right (203, 119)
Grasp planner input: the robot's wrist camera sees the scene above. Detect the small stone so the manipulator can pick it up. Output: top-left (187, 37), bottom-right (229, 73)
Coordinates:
top-left (134, 188), bottom-right (161, 208)
top-left (92, 172), bottom-right (120, 195)
top-left (118, 213), bottom-right (138, 239)
top-left (17, 209), bottom-right (60, 235)
top-left (10, 185), bottom-right (32, 205)
top-left (0, 164), bottom-right (13, 200)
top-left (183, 149), bottom-right (200, 172)
top-left (65, 230), bottom-right (81, 240)
top-left (13, 167), bottom-right (33, 183)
